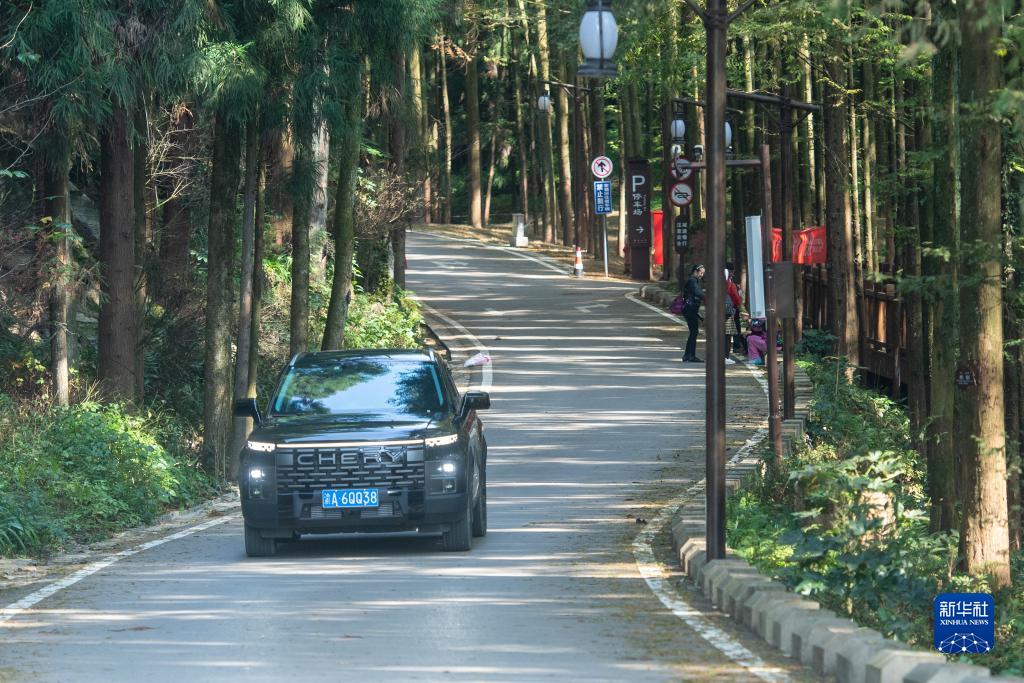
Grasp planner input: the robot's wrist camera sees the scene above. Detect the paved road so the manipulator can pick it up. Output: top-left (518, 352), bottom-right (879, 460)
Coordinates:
top-left (0, 232), bottom-right (814, 682)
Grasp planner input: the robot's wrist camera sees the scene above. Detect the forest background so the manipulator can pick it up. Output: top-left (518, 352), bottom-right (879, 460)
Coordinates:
top-left (0, 0), bottom-right (1022, 650)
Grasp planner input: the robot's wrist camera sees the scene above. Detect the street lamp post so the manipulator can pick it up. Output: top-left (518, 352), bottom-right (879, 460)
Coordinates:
top-left (681, 0), bottom-right (759, 561)
top-left (575, 0), bottom-right (618, 274)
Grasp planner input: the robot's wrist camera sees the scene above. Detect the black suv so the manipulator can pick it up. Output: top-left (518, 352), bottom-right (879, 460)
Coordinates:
top-left (234, 350), bottom-right (490, 557)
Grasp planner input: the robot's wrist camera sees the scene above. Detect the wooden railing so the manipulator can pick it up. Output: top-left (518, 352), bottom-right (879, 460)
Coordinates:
top-left (801, 265), bottom-right (908, 384)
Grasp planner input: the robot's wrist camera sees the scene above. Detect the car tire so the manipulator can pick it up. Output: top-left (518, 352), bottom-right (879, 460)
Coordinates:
top-left (471, 459), bottom-right (487, 538)
top-left (442, 464), bottom-right (474, 552)
top-left (244, 524), bottom-right (277, 557)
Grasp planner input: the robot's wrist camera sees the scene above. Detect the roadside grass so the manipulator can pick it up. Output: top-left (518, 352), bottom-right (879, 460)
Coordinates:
top-left (727, 350), bottom-right (1024, 675)
top-left (0, 393), bottom-right (216, 557)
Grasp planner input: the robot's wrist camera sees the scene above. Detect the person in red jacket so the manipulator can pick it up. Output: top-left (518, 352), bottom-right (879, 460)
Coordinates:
top-left (724, 267), bottom-right (742, 364)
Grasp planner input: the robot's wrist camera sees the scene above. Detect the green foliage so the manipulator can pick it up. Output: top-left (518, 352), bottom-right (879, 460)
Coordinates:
top-left (0, 395), bottom-right (215, 557)
top-left (729, 357), bottom-right (1023, 674)
top-left (795, 329), bottom-right (837, 358)
top-left (343, 290), bottom-right (423, 350)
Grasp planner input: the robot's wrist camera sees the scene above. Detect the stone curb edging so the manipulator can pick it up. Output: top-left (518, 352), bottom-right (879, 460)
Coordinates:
top-left (638, 282), bottom-right (1022, 683)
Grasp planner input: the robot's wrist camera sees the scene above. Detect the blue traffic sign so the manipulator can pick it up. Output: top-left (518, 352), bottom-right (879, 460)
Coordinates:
top-left (593, 181), bottom-right (613, 215)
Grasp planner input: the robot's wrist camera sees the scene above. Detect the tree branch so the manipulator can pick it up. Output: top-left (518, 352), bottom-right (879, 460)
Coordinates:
top-left (681, 0), bottom-right (709, 23)
top-left (728, 0), bottom-right (760, 23)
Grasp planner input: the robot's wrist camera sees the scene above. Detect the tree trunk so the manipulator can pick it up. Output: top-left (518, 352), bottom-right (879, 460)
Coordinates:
top-left (323, 97), bottom-right (362, 350)
top-left (410, 44), bottom-right (429, 222)
top-left (464, 54), bottom-right (483, 230)
top-left (98, 102), bottom-right (138, 403)
top-left (822, 55), bottom-right (859, 373)
top-left (902, 79), bottom-right (928, 464)
top-left (536, 4), bottom-right (556, 242)
top-left (132, 106), bottom-right (149, 402)
top-left (157, 107), bottom-right (194, 311)
top-left (440, 42), bottom-right (453, 224)
top-left (956, 0), bottom-right (1011, 588)
top-left (927, 24), bottom-right (959, 533)
top-left (860, 65), bottom-right (876, 273)
top-left (797, 36), bottom-right (816, 226)
top-left (556, 63), bottom-right (574, 245)
top-left (267, 129), bottom-right (294, 247)
top-left (310, 121), bottom-right (331, 282)
top-left (289, 170), bottom-right (311, 355)
top-left (391, 49), bottom-right (409, 288)
top-left (484, 99), bottom-right (499, 226)
top-left (45, 158), bottom-right (72, 407)
top-left (230, 120), bottom-right (261, 472)
top-left (204, 110), bottom-right (241, 478)
top-left (247, 161), bottom-right (266, 404)
top-left (513, 40), bottom-right (530, 221)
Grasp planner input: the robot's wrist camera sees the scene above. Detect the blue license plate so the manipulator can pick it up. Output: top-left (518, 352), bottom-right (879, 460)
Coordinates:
top-left (321, 488), bottom-right (379, 509)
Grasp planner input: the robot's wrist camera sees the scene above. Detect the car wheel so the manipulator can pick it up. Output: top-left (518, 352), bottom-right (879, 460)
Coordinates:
top-left (442, 464), bottom-right (474, 552)
top-left (244, 524), bottom-right (277, 557)
top-left (471, 458), bottom-right (487, 538)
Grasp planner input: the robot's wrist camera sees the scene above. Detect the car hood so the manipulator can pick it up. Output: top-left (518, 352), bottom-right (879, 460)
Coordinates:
top-left (250, 416), bottom-right (451, 446)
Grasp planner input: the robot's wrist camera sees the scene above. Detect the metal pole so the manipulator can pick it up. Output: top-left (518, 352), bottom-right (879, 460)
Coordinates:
top-left (602, 214), bottom-right (609, 276)
top-left (780, 103), bottom-right (797, 420)
top-left (704, 0), bottom-right (728, 562)
top-left (760, 145), bottom-right (784, 461)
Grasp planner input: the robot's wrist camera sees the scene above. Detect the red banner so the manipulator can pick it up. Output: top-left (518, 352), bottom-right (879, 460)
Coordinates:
top-left (771, 227), bottom-right (826, 264)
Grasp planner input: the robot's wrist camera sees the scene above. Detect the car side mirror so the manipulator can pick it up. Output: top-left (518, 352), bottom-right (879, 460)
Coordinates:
top-left (234, 398), bottom-right (263, 425)
top-left (462, 391), bottom-right (491, 414)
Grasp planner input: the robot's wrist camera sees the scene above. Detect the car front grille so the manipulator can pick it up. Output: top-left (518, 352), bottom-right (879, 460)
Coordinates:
top-left (275, 446), bottom-right (426, 494)
top-left (307, 502), bottom-right (397, 519)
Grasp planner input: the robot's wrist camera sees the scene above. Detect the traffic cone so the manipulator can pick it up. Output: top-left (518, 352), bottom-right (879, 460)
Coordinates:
top-left (573, 246), bottom-right (584, 277)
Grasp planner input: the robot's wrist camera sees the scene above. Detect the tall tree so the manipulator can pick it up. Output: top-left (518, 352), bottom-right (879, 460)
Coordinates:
top-left (956, 0), bottom-right (1011, 587)
top-left (926, 5), bottom-right (959, 532)
top-left (822, 51), bottom-right (859, 372)
top-left (98, 102), bottom-right (139, 402)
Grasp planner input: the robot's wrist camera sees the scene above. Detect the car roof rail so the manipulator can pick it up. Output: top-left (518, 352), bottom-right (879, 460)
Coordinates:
top-left (287, 353), bottom-right (302, 367)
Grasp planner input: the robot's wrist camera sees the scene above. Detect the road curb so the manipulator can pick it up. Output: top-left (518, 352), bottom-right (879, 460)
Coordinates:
top-left (637, 282), bottom-right (1021, 683)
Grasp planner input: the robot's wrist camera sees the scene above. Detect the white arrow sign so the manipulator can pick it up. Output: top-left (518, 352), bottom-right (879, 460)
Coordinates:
top-left (591, 155), bottom-right (613, 179)
top-left (670, 182), bottom-right (694, 207)
top-left (575, 303), bottom-right (610, 314)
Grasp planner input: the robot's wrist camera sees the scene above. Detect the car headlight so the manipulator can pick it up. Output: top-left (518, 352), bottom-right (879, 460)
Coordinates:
top-left (248, 467), bottom-right (266, 480)
top-left (424, 433), bottom-right (459, 448)
top-left (247, 440), bottom-right (276, 452)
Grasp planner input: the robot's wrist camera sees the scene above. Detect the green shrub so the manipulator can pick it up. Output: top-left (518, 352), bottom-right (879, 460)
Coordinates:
top-left (729, 357), bottom-right (1023, 674)
top-left (796, 328), bottom-right (837, 358)
top-left (343, 290), bottom-right (423, 349)
top-left (0, 395), bottom-right (215, 557)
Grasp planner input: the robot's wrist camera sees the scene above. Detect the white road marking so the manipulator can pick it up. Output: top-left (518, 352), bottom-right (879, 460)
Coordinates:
top-left (1, 513), bottom-right (237, 624)
top-left (410, 230), bottom-right (572, 276)
top-left (624, 289), bottom-right (788, 681)
top-left (631, 426), bottom-right (786, 682)
top-left (575, 303), bottom-right (610, 314)
top-left (417, 301), bottom-right (492, 391)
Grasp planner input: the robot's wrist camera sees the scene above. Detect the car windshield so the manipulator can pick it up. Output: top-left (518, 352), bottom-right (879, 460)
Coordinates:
top-left (270, 358), bottom-right (446, 420)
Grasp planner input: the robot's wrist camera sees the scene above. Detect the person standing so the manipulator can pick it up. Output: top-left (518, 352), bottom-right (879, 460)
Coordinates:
top-left (726, 263), bottom-right (745, 354)
top-left (682, 265), bottom-right (705, 362)
top-left (724, 267), bottom-right (742, 364)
